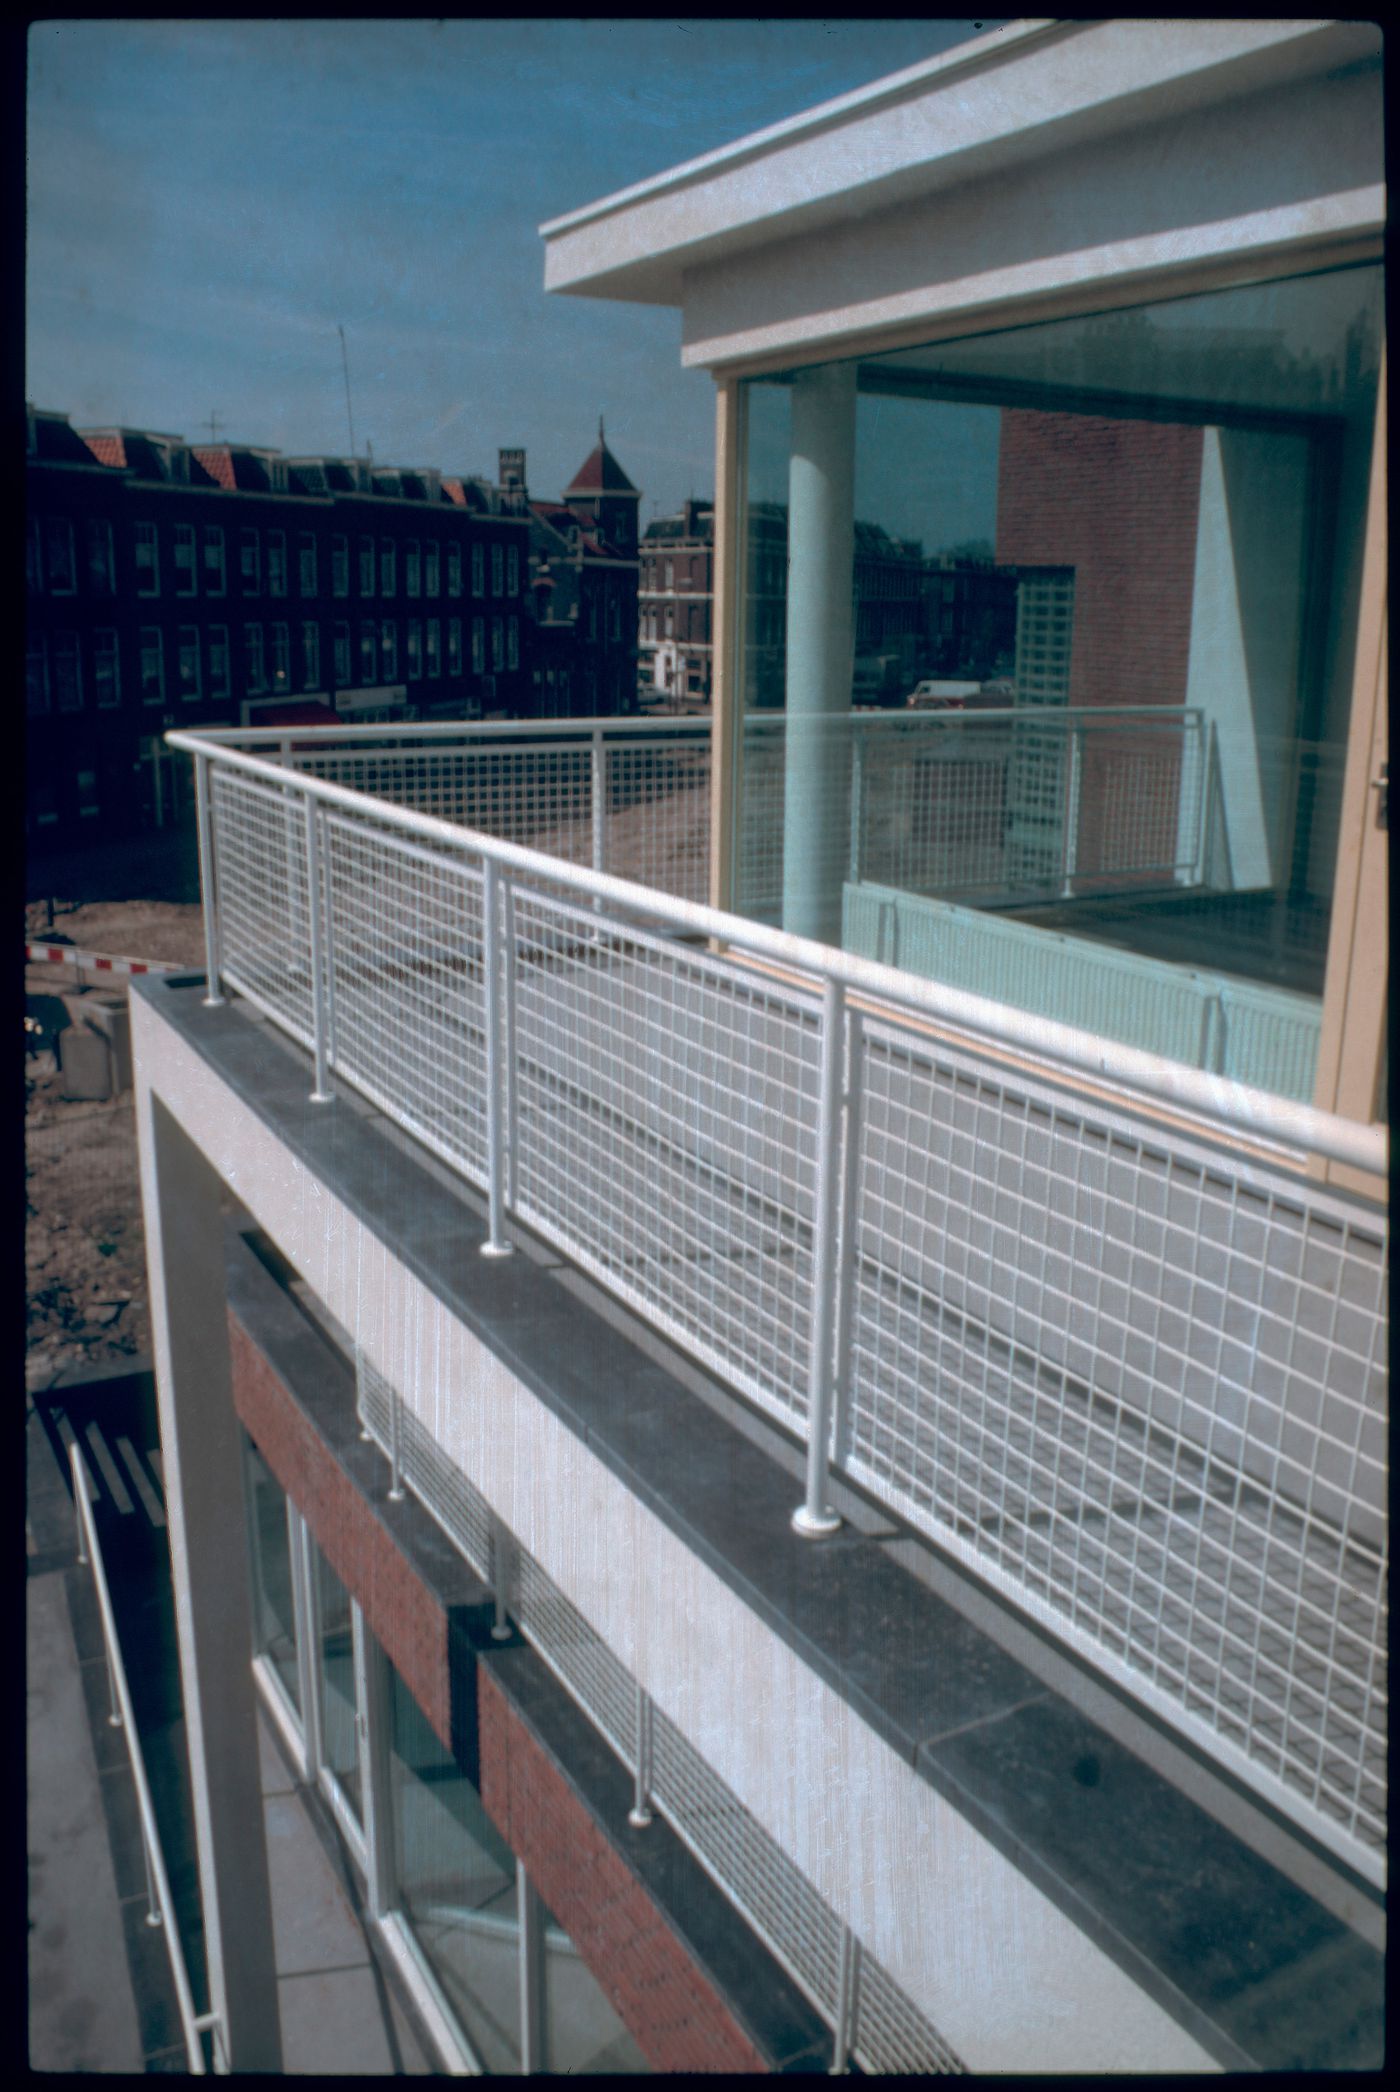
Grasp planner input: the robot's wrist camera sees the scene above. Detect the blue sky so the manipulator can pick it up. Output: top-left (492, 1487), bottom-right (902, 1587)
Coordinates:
top-left (26, 17), bottom-right (996, 521)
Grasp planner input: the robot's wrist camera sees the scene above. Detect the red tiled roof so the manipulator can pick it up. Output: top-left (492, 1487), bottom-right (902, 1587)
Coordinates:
top-left (191, 446), bottom-right (237, 489)
top-left (564, 440), bottom-right (638, 496)
top-left (82, 433), bottom-right (127, 467)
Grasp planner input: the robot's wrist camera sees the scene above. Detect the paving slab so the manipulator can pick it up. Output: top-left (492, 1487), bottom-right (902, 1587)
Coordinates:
top-left (27, 1571), bottom-right (143, 2073)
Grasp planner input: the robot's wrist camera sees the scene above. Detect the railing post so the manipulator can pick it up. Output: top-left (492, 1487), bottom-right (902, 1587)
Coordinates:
top-left (848, 718), bottom-right (864, 885)
top-left (590, 726), bottom-right (607, 875)
top-left (490, 1518), bottom-right (513, 1641)
top-left (480, 856), bottom-right (514, 1258)
top-left (628, 1680), bottom-right (654, 1828)
top-left (502, 878), bottom-right (519, 1209)
top-left (193, 752), bottom-right (225, 1007)
top-left (141, 1828), bottom-right (163, 1927)
top-left (386, 1381), bottom-right (405, 1503)
top-left (793, 976), bottom-right (846, 1538)
top-left (830, 1005), bottom-right (863, 1474)
top-left (1060, 717), bottom-right (1083, 899)
top-left (517, 1861), bottom-right (546, 2073)
top-left (304, 795), bottom-right (333, 1103)
top-left (829, 1925), bottom-right (860, 2074)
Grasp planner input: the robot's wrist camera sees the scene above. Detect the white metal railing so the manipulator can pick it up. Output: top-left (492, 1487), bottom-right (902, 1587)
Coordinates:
top-left (171, 725), bottom-right (1388, 1886)
top-left (193, 705), bottom-right (1211, 922)
top-left (69, 1442), bottom-right (221, 2074)
top-left (185, 715), bottom-right (713, 906)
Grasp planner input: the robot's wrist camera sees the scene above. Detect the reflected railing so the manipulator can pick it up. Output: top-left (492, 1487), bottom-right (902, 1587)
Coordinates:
top-left (69, 1442), bottom-right (221, 2074)
top-left (734, 706), bottom-right (1211, 921)
top-left (169, 723), bottom-right (1387, 1890)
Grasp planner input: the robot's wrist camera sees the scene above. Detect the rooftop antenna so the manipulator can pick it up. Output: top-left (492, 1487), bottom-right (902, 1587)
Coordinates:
top-left (599, 412), bottom-right (605, 445)
top-left (202, 411), bottom-right (224, 442)
top-left (338, 325), bottom-right (357, 458)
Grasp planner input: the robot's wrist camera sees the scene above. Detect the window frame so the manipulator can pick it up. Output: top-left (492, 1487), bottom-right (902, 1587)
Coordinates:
top-left (173, 522), bottom-right (198, 597)
top-left (208, 624), bottom-right (231, 700)
top-left (203, 523), bottom-right (227, 597)
top-left (94, 627), bottom-right (122, 709)
top-left (86, 517), bottom-right (116, 596)
top-left (53, 630), bottom-right (83, 711)
top-left (140, 625), bottom-right (166, 705)
top-left (240, 527), bottom-right (261, 597)
top-left (245, 621), bottom-right (266, 693)
top-left (177, 624), bottom-right (202, 702)
top-left (134, 520), bottom-right (159, 598)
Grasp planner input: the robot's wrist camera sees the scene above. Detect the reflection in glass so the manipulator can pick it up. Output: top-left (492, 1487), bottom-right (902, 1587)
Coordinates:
top-left (537, 1892), bottom-right (649, 2074)
top-left (313, 1545), bottom-right (361, 1826)
top-left (387, 1661), bottom-right (522, 2071)
top-left (734, 264), bottom-right (1382, 1102)
top-left (243, 1436), bottom-right (300, 1716)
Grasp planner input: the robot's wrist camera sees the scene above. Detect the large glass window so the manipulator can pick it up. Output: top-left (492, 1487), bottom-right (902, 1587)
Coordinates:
top-left (243, 1437), bottom-right (302, 1716)
top-left (733, 264), bottom-right (1383, 1104)
top-left (312, 1544), bottom-right (362, 1832)
top-left (535, 1890), bottom-right (648, 2074)
top-left (386, 1659), bottom-right (521, 2072)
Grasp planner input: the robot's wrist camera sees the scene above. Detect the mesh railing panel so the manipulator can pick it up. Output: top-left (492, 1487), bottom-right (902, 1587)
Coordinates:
top-left (845, 1019), bottom-right (1388, 1856)
top-left (323, 815), bottom-right (489, 1181)
top-left (357, 1355), bottom-right (494, 1579)
top-left (513, 1551), bottom-right (639, 1767)
top-left (600, 741), bottom-right (710, 902)
top-left (355, 1351), bottom-right (961, 2069)
top-left (288, 732), bottom-right (711, 903)
top-left (649, 1700), bottom-right (844, 2013)
top-left (854, 1948), bottom-right (966, 2075)
top-left (506, 885), bottom-right (821, 1427)
top-left (212, 767), bottom-right (315, 1041)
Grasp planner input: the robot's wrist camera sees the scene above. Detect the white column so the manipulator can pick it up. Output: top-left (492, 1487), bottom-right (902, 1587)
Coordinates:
top-left (783, 363), bottom-right (856, 945)
top-left (136, 1090), bottom-right (283, 2071)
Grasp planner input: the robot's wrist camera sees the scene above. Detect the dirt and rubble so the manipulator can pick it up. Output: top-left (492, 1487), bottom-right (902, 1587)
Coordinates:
top-left (24, 898), bottom-right (206, 1383)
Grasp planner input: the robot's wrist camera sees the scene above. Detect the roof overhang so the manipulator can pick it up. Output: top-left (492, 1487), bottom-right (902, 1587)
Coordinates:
top-left (541, 19), bottom-right (1384, 340)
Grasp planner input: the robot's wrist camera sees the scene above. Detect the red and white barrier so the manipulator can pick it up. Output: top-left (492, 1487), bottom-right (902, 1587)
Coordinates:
top-left (25, 942), bottom-right (184, 978)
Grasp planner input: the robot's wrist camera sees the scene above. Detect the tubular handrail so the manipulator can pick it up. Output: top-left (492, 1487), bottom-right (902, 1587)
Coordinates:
top-left (69, 1442), bottom-right (216, 2075)
top-left (177, 703), bottom-right (1199, 750)
top-left (170, 714), bottom-right (712, 747)
top-left (166, 726), bottom-right (1386, 1177)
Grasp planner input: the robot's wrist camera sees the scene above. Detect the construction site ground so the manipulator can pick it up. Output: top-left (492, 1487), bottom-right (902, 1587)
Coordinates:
top-left (25, 899), bottom-right (207, 1386)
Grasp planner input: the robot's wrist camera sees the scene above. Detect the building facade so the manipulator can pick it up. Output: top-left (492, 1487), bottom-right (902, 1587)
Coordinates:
top-left (508, 434), bottom-right (642, 718)
top-left (133, 19), bottom-right (1384, 2076)
top-left (25, 410), bottom-right (533, 840)
top-left (639, 499), bottom-right (715, 704)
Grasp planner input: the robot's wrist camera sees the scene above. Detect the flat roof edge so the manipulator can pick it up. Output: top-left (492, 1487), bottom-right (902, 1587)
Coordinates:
top-left (537, 18), bottom-right (1061, 240)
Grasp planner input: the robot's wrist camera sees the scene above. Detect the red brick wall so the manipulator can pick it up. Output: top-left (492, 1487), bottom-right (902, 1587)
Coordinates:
top-left (997, 410), bottom-right (1204, 878)
top-left (996, 409), bottom-right (1203, 713)
top-left (477, 1665), bottom-right (771, 2074)
top-left (228, 1306), bottom-right (455, 1749)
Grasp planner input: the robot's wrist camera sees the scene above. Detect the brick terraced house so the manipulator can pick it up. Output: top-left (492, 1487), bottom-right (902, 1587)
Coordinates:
top-left (25, 412), bottom-right (533, 841)
top-left (133, 20), bottom-right (1384, 2075)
